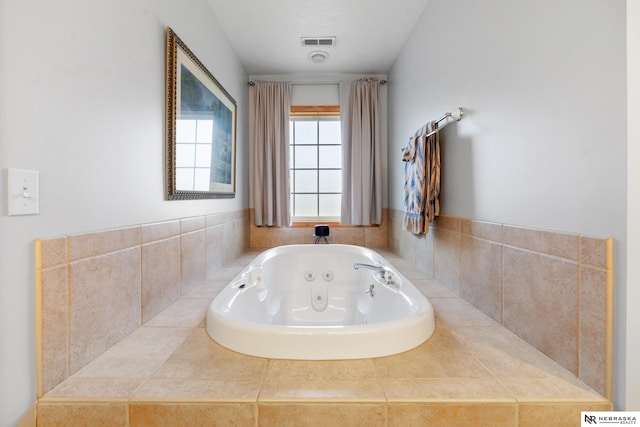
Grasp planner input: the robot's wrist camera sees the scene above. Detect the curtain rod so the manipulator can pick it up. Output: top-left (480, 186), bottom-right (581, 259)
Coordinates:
top-left (248, 79), bottom-right (387, 86)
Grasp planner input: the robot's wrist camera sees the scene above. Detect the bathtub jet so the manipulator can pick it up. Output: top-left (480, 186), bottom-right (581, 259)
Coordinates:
top-left (205, 244), bottom-right (436, 360)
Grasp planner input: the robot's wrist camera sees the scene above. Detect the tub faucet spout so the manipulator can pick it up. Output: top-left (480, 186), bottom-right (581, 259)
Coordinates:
top-left (353, 263), bottom-right (384, 273)
top-left (354, 262), bottom-right (395, 285)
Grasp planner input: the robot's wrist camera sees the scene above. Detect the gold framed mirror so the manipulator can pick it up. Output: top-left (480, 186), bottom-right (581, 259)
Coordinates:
top-left (165, 27), bottom-right (237, 200)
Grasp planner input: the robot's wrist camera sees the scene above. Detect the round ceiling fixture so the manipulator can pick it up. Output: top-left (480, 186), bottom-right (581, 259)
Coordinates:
top-left (308, 50), bottom-right (329, 64)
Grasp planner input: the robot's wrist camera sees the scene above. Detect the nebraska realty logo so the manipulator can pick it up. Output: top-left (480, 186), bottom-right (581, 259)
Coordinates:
top-left (582, 412), bottom-right (640, 426)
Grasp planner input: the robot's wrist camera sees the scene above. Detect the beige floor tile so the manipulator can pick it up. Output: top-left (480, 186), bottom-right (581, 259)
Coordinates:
top-left (37, 402), bottom-right (128, 427)
top-left (518, 401), bottom-right (612, 427)
top-left (144, 298), bottom-right (211, 328)
top-left (132, 379), bottom-right (260, 401)
top-left (152, 328), bottom-right (268, 380)
top-left (258, 403), bottom-right (386, 427)
top-left (130, 402), bottom-right (256, 427)
top-left (42, 378), bottom-right (143, 399)
top-left (259, 379), bottom-right (386, 402)
top-left (388, 402), bottom-right (518, 427)
top-left (412, 278), bottom-right (458, 298)
top-left (449, 326), bottom-right (576, 379)
top-left (499, 378), bottom-right (606, 401)
top-left (383, 379), bottom-right (514, 402)
top-left (265, 358), bottom-right (377, 380)
top-left (74, 327), bottom-right (191, 378)
top-left (430, 297), bottom-right (501, 327)
top-left (374, 326), bottom-right (493, 379)
top-left (182, 280), bottom-right (228, 298)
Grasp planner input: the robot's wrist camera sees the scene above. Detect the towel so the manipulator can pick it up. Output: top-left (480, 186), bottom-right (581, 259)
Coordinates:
top-left (402, 121), bottom-right (440, 234)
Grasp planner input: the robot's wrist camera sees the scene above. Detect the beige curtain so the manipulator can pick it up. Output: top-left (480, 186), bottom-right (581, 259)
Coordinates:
top-left (340, 79), bottom-right (382, 225)
top-left (250, 82), bottom-right (291, 226)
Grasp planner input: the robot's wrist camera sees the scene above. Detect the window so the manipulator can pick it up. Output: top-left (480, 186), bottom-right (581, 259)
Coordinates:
top-left (289, 112), bottom-right (341, 221)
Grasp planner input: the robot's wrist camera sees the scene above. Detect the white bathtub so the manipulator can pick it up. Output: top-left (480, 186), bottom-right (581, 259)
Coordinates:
top-left (205, 244), bottom-right (435, 359)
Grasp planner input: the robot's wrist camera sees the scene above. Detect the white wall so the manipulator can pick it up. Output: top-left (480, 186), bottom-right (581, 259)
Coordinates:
top-left (626, 0), bottom-right (640, 411)
top-left (291, 84), bottom-right (340, 105)
top-left (0, 1), bottom-right (248, 425)
top-left (388, 0), bottom-right (630, 409)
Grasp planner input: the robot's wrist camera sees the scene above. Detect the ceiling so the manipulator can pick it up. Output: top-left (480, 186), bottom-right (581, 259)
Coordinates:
top-left (207, 0), bottom-right (431, 75)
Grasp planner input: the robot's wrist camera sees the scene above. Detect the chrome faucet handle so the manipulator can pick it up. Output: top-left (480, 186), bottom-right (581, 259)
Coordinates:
top-left (383, 271), bottom-right (394, 285)
top-left (364, 284), bottom-right (375, 297)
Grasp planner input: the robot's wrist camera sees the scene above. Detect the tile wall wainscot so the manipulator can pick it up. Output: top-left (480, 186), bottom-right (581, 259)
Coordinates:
top-left (35, 209), bottom-right (249, 397)
top-left (249, 208), bottom-right (388, 248)
top-left (35, 249), bottom-right (611, 426)
top-left (388, 209), bottom-right (614, 400)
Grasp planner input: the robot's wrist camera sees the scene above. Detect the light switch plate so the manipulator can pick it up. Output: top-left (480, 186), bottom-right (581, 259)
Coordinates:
top-left (7, 168), bottom-right (39, 216)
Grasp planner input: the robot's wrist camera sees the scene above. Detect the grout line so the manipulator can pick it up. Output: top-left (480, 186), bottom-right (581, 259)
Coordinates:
top-left (502, 243), bottom-right (581, 263)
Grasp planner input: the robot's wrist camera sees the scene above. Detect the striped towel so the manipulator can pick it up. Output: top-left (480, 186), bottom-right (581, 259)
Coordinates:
top-left (402, 121), bottom-right (440, 234)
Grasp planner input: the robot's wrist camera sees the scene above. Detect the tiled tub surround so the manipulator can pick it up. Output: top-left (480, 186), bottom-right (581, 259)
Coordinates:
top-left (249, 208), bottom-right (389, 248)
top-left (36, 250), bottom-right (611, 427)
top-left (35, 209), bottom-right (613, 425)
top-left (388, 210), bottom-right (613, 399)
top-left (35, 209), bottom-right (249, 397)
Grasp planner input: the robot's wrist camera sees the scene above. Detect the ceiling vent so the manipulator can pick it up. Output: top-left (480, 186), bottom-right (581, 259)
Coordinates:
top-left (301, 37), bottom-right (336, 47)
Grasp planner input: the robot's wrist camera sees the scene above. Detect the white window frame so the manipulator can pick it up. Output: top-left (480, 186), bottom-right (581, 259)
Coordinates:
top-left (289, 114), bottom-right (341, 223)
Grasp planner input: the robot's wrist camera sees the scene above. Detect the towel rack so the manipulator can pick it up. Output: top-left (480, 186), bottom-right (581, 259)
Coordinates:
top-left (423, 107), bottom-right (464, 138)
